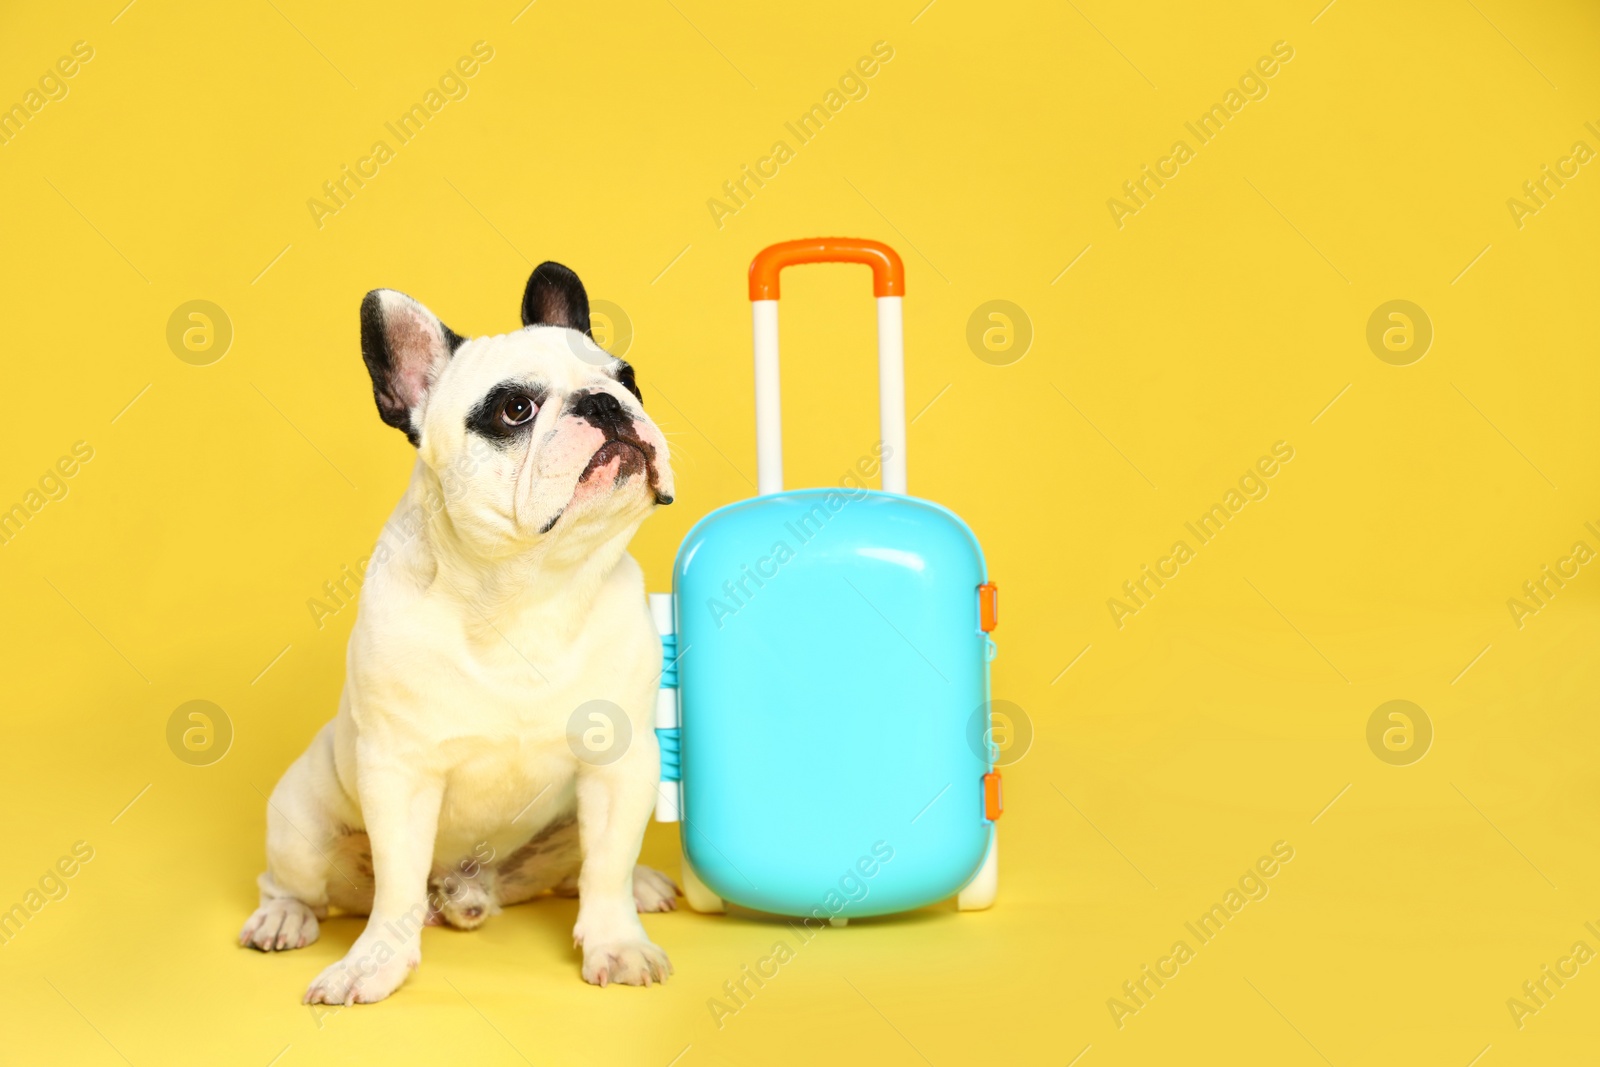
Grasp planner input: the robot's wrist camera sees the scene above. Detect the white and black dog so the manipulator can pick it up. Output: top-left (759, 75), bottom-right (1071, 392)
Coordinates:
top-left (240, 263), bottom-right (677, 1004)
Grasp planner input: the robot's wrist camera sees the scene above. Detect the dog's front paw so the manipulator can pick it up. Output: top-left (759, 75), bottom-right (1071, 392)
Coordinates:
top-left (303, 940), bottom-right (419, 1006)
top-left (581, 938), bottom-right (673, 987)
top-left (241, 898), bottom-right (320, 951)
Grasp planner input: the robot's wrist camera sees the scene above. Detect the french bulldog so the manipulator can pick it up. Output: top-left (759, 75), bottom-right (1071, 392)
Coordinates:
top-left (240, 262), bottom-right (678, 1004)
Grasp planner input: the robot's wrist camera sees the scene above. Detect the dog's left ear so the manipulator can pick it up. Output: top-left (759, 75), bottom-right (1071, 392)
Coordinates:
top-left (521, 261), bottom-right (591, 334)
top-left (360, 289), bottom-right (464, 446)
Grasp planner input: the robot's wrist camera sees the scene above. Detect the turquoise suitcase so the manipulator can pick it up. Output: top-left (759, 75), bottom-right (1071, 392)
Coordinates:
top-left (650, 239), bottom-right (1001, 922)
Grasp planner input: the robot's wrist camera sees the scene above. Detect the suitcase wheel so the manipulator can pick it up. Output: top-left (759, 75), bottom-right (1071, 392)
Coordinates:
top-left (680, 853), bottom-right (724, 914)
top-left (957, 832), bottom-right (999, 911)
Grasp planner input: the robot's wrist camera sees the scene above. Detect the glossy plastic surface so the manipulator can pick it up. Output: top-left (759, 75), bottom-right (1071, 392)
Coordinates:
top-left (748, 237), bottom-right (906, 300)
top-left (673, 488), bottom-right (993, 918)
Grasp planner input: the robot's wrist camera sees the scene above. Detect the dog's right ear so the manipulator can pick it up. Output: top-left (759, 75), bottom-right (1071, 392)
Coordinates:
top-left (360, 289), bottom-right (464, 446)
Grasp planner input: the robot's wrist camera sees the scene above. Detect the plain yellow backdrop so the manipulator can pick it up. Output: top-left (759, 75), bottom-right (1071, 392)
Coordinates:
top-left (2, 0), bottom-right (1598, 1063)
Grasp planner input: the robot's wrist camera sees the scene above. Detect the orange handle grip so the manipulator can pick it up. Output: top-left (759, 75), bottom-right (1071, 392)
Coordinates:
top-left (748, 237), bottom-right (905, 301)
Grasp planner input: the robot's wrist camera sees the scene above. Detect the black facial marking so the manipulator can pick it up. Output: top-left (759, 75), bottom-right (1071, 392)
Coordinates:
top-left (612, 360), bottom-right (643, 403)
top-left (466, 379), bottom-right (548, 446)
top-left (520, 261), bottom-right (591, 333)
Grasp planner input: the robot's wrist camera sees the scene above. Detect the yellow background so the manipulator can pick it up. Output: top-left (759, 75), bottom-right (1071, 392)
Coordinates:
top-left (2, 0), bottom-right (1598, 1063)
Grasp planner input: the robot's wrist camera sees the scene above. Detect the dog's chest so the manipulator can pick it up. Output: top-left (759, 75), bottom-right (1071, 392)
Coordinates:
top-left (434, 731), bottom-right (575, 855)
top-left (357, 601), bottom-right (598, 740)
top-left (347, 557), bottom-right (657, 854)
top-left (356, 608), bottom-right (609, 798)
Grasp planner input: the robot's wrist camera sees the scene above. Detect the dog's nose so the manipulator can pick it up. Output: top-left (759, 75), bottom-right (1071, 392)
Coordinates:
top-left (463, 906), bottom-right (483, 919)
top-left (572, 390), bottom-right (626, 430)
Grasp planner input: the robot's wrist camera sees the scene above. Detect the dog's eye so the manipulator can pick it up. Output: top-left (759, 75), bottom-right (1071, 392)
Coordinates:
top-left (499, 394), bottom-right (537, 427)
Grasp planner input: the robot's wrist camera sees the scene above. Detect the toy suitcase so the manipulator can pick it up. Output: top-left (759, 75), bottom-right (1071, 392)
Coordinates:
top-left (651, 238), bottom-right (1001, 921)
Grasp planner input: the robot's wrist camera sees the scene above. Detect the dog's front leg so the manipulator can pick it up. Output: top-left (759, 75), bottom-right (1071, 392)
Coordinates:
top-left (304, 756), bottom-right (443, 1006)
top-left (572, 748), bottom-right (672, 986)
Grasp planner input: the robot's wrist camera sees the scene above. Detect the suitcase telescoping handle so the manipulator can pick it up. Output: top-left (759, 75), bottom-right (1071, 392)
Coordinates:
top-left (748, 238), bottom-right (908, 496)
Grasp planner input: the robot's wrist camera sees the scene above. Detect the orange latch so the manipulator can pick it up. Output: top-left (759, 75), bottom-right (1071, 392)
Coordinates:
top-left (983, 772), bottom-right (1003, 820)
top-left (978, 582), bottom-right (998, 632)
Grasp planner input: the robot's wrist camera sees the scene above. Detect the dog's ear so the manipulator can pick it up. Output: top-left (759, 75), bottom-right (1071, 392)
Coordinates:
top-left (360, 289), bottom-right (464, 446)
top-left (520, 261), bottom-right (591, 334)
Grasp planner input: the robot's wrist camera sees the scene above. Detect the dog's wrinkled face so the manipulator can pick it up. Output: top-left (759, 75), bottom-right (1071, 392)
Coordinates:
top-left (359, 262), bottom-right (673, 552)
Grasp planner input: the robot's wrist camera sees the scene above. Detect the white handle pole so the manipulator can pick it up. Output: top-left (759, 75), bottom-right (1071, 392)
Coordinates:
top-left (876, 296), bottom-right (907, 495)
top-left (752, 299), bottom-right (783, 495)
top-left (750, 295), bottom-right (907, 496)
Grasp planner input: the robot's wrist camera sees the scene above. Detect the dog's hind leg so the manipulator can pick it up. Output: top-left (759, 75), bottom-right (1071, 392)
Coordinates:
top-left (497, 815), bottom-right (680, 913)
top-left (241, 722), bottom-right (363, 952)
top-left (495, 814), bottom-right (582, 907)
top-left (629, 864), bottom-right (680, 913)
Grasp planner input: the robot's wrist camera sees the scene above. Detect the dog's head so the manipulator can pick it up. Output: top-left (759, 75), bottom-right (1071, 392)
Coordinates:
top-left (359, 262), bottom-right (673, 553)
